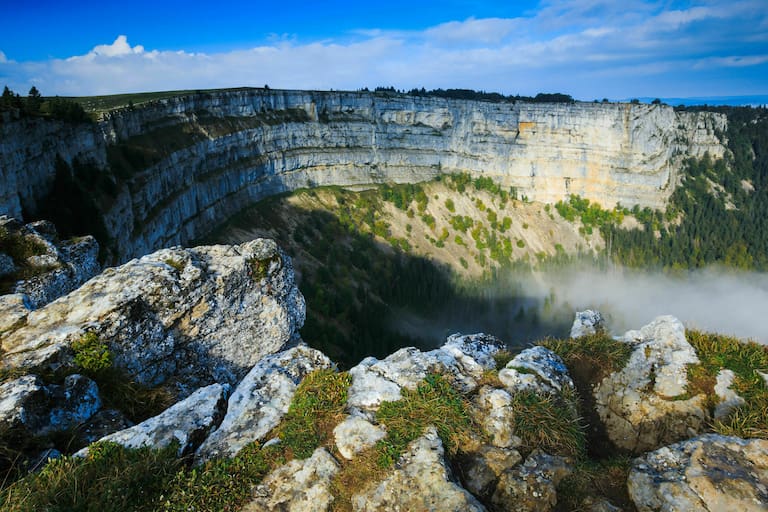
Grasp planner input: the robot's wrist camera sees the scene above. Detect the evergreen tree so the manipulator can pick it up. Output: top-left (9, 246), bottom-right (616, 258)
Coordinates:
top-left (26, 86), bottom-right (42, 113)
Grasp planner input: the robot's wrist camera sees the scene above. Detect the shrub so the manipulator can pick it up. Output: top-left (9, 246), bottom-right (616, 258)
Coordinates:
top-left (71, 332), bottom-right (112, 373)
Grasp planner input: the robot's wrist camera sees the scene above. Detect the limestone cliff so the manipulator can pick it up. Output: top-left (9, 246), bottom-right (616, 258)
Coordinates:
top-left (0, 89), bottom-right (726, 262)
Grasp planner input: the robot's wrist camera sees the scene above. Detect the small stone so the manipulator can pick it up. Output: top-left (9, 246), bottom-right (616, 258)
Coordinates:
top-left (570, 310), bottom-right (605, 338)
top-left (334, 415), bottom-right (387, 460)
top-left (713, 368), bottom-right (745, 419)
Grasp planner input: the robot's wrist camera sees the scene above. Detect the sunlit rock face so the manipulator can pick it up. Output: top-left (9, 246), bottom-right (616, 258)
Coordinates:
top-left (0, 90), bottom-right (726, 262)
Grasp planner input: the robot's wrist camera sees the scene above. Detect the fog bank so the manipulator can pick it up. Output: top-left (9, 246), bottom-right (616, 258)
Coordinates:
top-left (521, 266), bottom-right (768, 344)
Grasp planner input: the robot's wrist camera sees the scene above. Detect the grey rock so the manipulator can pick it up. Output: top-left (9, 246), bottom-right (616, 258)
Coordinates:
top-left (498, 346), bottom-right (574, 395)
top-left (77, 383), bottom-right (228, 457)
top-left (628, 434), bottom-right (768, 512)
top-left (243, 447), bottom-right (340, 512)
top-left (461, 445), bottom-right (523, 498)
top-left (0, 293), bottom-right (28, 334)
top-left (491, 450), bottom-right (573, 512)
top-left (570, 310), bottom-right (605, 338)
top-left (44, 374), bottom-right (101, 435)
top-left (713, 368), bottom-right (746, 419)
top-left (472, 386), bottom-right (521, 449)
top-left (594, 315), bottom-right (708, 452)
top-left (1, 239), bottom-right (305, 392)
top-left (0, 253), bottom-right (15, 277)
top-left (77, 408), bottom-right (134, 445)
top-left (352, 426), bottom-right (486, 512)
top-left (0, 374), bottom-right (46, 429)
top-left (333, 415), bottom-right (387, 460)
top-left (195, 345), bottom-right (331, 462)
top-left (347, 334), bottom-right (502, 417)
top-left (0, 218), bottom-right (101, 310)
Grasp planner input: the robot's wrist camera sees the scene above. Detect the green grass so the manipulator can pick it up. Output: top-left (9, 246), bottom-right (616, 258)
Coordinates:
top-left (374, 374), bottom-right (476, 467)
top-left (0, 442), bottom-right (184, 512)
top-left (0, 368), bottom-right (351, 512)
top-left (540, 333), bottom-right (633, 384)
top-left (275, 369), bottom-right (351, 459)
top-left (247, 254), bottom-right (282, 281)
top-left (509, 389), bottom-right (585, 458)
top-left (685, 330), bottom-right (768, 438)
top-left (71, 332), bottom-right (112, 373)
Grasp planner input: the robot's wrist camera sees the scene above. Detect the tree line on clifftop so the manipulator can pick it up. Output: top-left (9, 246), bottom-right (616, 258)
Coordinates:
top-left (1, 85), bottom-right (90, 123)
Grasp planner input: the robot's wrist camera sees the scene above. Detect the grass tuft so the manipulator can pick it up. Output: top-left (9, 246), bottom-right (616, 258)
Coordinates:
top-left (71, 332), bottom-right (112, 373)
top-left (685, 330), bottom-right (768, 438)
top-left (374, 373), bottom-right (476, 467)
top-left (275, 369), bottom-right (351, 459)
top-left (540, 333), bottom-right (632, 384)
top-left (509, 388), bottom-right (585, 459)
top-left (0, 441), bottom-right (183, 512)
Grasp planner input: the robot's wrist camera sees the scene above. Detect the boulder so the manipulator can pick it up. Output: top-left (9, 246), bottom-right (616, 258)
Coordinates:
top-left (77, 383), bottom-right (228, 457)
top-left (472, 386), bottom-right (521, 449)
top-left (0, 216), bottom-right (100, 310)
top-left (1, 239), bottom-right (305, 391)
top-left (243, 447), bottom-right (340, 512)
top-left (0, 374), bottom-right (46, 429)
top-left (628, 434), bottom-right (768, 512)
top-left (351, 426), bottom-right (486, 512)
top-left (570, 310), bottom-right (605, 338)
top-left (44, 374), bottom-right (101, 435)
top-left (346, 334), bottom-right (501, 418)
top-left (0, 373), bottom-right (101, 435)
top-left (195, 346), bottom-right (331, 462)
top-left (460, 445), bottom-right (523, 498)
top-left (498, 346), bottom-right (574, 395)
top-left (490, 450), bottom-right (573, 512)
top-left (593, 316), bottom-right (708, 452)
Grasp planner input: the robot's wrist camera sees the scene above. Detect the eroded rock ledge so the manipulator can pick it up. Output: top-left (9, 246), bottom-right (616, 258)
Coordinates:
top-left (0, 89), bottom-right (727, 262)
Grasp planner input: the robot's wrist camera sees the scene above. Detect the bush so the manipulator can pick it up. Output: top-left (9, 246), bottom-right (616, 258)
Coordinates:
top-left (71, 332), bottom-right (112, 373)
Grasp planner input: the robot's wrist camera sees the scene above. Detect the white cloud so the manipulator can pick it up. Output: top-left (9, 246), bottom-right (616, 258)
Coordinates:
top-left (0, 51), bottom-right (6, 63)
top-left (424, 17), bottom-right (520, 45)
top-left (78, 35), bottom-right (145, 60)
top-left (1, 1), bottom-right (766, 99)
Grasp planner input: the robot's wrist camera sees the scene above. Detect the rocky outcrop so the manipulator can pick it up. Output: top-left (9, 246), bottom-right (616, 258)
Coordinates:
top-left (594, 315), bottom-right (709, 453)
top-left (570, 309), bottom-right (605, 338)
top-left (0, 373), bottom-right (101, 436)
top-left (351, 427), bottom-right (486, 512)
top-left (628, 434), bottom-right (768, 511)
top-left (0, 90), bottom-right (727, 263)
top-left (0, 239), bottom-right (305, 391)
top-left (346, 333), bottom-right (504, 418)
top-left (76, 383), bottom-right (228, 457)
top-left (243, 447), bottom-right (341, 512)
top-left (490, 450), bottom-right (573, 512)
top-left (0, 216), bottom-right (99, 313)
top-left (195, 345), bottom-right (332, 462)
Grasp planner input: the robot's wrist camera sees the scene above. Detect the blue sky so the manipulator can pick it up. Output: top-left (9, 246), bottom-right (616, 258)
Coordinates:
top-left (0, 0), bottom-right (766, 100)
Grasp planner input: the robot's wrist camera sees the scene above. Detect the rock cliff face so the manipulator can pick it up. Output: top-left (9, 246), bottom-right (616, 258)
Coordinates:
top-left (0, 90), bottom-right (726, 263)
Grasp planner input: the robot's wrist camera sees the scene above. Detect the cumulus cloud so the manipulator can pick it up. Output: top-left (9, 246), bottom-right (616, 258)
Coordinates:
top-left (0, 0), bottom-right (766, 98)
top-left (83, 35), bottom-right (145, 58)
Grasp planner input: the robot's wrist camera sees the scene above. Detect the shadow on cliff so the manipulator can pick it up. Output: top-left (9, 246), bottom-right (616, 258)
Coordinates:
top-left (209, 204), bottom-right (572, 369)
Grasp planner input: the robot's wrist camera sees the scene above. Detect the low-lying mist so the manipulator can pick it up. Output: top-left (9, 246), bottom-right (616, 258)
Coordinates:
top-left (391, 264), bottom-right (768, 348)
